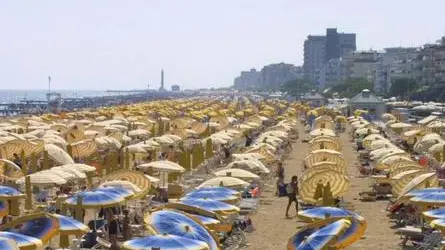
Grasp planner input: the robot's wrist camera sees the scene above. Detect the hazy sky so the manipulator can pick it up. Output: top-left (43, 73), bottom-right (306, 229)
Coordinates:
top-left (1, 0), bottom-right (444, 90)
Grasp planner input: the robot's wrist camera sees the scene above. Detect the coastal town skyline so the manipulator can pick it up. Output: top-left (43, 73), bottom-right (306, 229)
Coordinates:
top-left (1, 0), bottom-right (444, 90)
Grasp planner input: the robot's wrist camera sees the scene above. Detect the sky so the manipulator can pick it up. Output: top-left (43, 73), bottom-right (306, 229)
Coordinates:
top-left (0, 0), bottom-right (444, 91)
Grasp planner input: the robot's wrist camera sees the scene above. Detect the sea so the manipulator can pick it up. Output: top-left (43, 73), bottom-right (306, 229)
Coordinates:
top-left (0, 89), bottom-right (121, 103)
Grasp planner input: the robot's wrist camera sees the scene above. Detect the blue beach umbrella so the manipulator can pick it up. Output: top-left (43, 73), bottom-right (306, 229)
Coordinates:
top-left (122, 234), bottom-right (210, 250)
top-left (410, 192), bottom-right (445, 206)
top-left (297, 207), bottom-right (364, 222)
top-left (404, 188), bottom-right (445, 198)
top-left (190, 214), bottom-right (221, 226)
top-left (65, 190), bottom-right (125, 208)
top-left (181, 190), bottom-right (239, 203)
top-left (1, 213), bottom-right (59, 244)
top-left (0, 236), bottom-right (18, 250)
top-left (0, 231), bottom-right (43, 249)
top-left (423, 209), bottom-right (445, 220)
top-left (294, 219), bottom-right (351, 250)
top-left (94, 186), bottom-right (135, 199)
top-left (0, 185), bottom-right (24, 199)
top-left (297, 207), bottom-right (366, 249)
top-left (193, 187), bottom-right (239, 196)
top-left (51, 214), bottom-right (89, 235)
top-left (144, 210), bottom-right (218, 250)
top-left (179, 198), bottom-right (240, 215)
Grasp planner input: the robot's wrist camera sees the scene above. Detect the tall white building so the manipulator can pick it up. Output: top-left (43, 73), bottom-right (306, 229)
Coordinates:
top-left (303, 35), bottom-right (326, 84)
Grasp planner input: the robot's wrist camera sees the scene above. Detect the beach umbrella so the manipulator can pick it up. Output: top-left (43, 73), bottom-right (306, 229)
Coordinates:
top-left (427, 120), bottom-right (445, 129)
top-left (381, 113), bottom-right (396, 121)
top-left (226, 160), bottom-right (270, 174)
top-left (190, 214), bottom-right (221, 227)
top-left (299, 170), bottom-right (350, 204)
top-left (122, 234), bottom-right (210, 250)
top-left (290, 219), bottom-right (351, 250)
top-left (214, 168), bottom-right (260, 181)
top-left (404, 188), bottom-right (445, 199)
top-left (94, 186), bottom-right (135, 199)
top-left (51, 166), bottom-right (86, 179)
top-left (309, 129), bottom-right (336, 137)
top-left (103, 170), bottom-right (151, 198)
top-left (60, 163), bottom-right (96, 173)
top-left (304, 150), bottom-right (345, 169)
top-left (398, 172), bottom-right (439, 199)
top-left (309, 140), bottom-right (341, 152)
top-left (99, 180), bottom-right (142, 193)
top-left (164, 203), bottom-right (222, 222)
top-left (232, 153), bottom-right (266, 161)
top-left (197, 176), bottom-right (249, 189)
top-left (355, 128), bottom-right (379, 135)
top-left (193, 186), bottom-right (240, 196)
top-left (0, 185), bottom-right (24, 200)
top-left (423, 209), bottom-right (445, 220)
top-left (297, 207), bottom-right (367, 249)
top-left (44, 144), bottom-right (75, 165)
top-left (390, 165), bottom-right (425, 178)
top-left (0, 232), bottom-right (42, 250)
top-left (179, 199), bottom-right (240, 215)
top-left (51, 213), bottom-right (89, 235)
top-left (181, 190), bottom-right (239, 204)
top-left (430, 219), bottom-right (445, 233)
top-left (391, 170), bottom-right (428, 196)
top-left (309, 161), bottom-right (345, 174)
top-left (410, 192), bottom-right (445, 206)
top-left (144, 210), bottom-right (219, 250)
top-left (368, 140), bottom-right (394, 151)
top-left (138, 160), bottom-right (186, 173)
top-left (17, 172), bottom-right (67, 186)
top-left (64, 190), bottom-right (125, 208)
top-left (0, 236), bottom-right (18, 250)
top-left (0, 212), bottom-right (59, 244)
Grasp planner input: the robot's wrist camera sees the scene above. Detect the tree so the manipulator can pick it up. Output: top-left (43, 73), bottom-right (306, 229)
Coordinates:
top-left (389, 78), bottom-right (418, 100)
top-left (328, 78), bottom-right (373, 98)
top-left (281, 79), bottom-right (317, 97)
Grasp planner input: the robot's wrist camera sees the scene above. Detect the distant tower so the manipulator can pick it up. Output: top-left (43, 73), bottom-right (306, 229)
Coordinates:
top-left (159, 69), bottom-right (165, 91)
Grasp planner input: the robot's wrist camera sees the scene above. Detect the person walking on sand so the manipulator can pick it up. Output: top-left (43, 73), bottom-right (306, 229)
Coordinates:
top-left (285, 175), bottom-right (299, 218)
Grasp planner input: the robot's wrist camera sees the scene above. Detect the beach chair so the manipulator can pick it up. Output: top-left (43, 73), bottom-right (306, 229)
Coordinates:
top-left (93, 237), bottom-right (111, 249)
top-left (412, 231), bottom-right (443, 249)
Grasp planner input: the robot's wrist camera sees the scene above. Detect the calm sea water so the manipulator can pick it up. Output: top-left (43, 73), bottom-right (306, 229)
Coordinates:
top-left (0, 90), bottom-right (120, 103)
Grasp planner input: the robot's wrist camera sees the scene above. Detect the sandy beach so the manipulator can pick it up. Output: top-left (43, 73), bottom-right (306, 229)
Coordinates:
top-left (246, 123), bottom-right (401, 250)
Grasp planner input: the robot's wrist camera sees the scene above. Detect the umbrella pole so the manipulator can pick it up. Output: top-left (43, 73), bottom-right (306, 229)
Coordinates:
top-left (24, 175), bottom-right (33, 212)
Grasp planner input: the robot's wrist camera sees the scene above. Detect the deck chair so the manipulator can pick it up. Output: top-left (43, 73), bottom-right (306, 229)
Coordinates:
top-left (412, 231), bottom-right (443, 249)
top-left (93, 237), bottom-right (111, 249)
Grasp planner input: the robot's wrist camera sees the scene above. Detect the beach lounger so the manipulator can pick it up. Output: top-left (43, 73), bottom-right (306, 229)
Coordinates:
top-left (238, 198), bottom-right (259, 214)
top-left (412, 231), bottom-right (443, 249)
top-left (93, 236), bottom-right (111, 249)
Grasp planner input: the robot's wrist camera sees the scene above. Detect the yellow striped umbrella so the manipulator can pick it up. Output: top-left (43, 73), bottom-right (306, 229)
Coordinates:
top-left (390, 165), bottom-right (424, 178)
top-left (299, 170), bottom-right (350, 204)
top-left (70, 139), bottom-right (97, 158)
top-left (391, 170), bottom-right (428, 196)
top-left (304, 150), bottom-right (345, 169)
top-left (375, 155), bottom-right (412, 170)
top-left (387, 159), bottom-right (417, 172)
top-left (309, 161), bottom-right (346, 174)
top-left (103, 170), bottom-right (151, 198)
top-left (309, 140), bottom-right (342, 152)
top-left (398, 172), bottom-right (439, 199)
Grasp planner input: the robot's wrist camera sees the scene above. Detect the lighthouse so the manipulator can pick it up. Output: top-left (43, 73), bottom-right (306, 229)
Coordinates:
top-left (159, 69), bottom-right (165, 91)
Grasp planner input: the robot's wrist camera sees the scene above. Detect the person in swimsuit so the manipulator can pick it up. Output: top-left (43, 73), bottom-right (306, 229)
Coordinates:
top-left (285, 175), bottom-right (299, 218)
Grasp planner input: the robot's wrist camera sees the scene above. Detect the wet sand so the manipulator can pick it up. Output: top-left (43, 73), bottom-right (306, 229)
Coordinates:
top-left (246, 123), bottom-right (400, 250)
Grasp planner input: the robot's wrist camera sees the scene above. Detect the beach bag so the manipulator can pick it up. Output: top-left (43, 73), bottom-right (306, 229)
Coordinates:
top-left (278, 184), bottom-right (287, 197)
